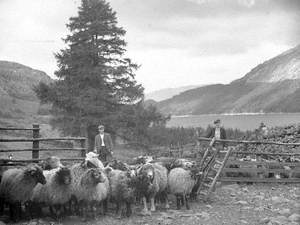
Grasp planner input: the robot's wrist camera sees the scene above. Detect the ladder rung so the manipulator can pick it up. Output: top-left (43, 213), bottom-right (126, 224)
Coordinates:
top-left (207, 176), bottom-right (214, 181)
top-left (199, 191), bottom-right (208, 196)
top-left (211, 167), bottom-right (218, 172)
top-left (215, 160), bottom-right (223, 165)
top-left (203, 183), bottom-right (211, 188)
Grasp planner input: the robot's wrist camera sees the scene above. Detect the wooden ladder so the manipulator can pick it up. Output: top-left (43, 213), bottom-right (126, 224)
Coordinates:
top-left (196, 144), bottom-right (233, 200)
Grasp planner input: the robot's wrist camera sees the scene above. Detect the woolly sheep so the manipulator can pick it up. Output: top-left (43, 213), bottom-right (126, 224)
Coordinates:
top-left (40, 156), bottom-right (63, 170)
top-left (70, 162), bottom-right (109, 219)
top-left (168, 167), bottom-right (200, 210)
top-left (85, 152), bottom-right (104, 169)
top-left (30, 167), bottom-right (72, 219)
top-left (106, 168), bottom-right (136, 218)
top-left (0, 164), bottom-right (46, 221)
top-left (136, 163), bottom-right (169, 214)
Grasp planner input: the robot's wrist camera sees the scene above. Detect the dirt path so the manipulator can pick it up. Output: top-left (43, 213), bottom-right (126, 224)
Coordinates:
top-left (12, 183), bottom-right (299, 225)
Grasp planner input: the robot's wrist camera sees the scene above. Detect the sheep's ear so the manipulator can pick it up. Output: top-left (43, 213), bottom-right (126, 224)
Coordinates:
top-left (104, 166), bottom-right (112, 174)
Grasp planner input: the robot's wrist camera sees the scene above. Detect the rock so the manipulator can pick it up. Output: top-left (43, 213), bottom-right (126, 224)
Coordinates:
top-left (205, 204), bottom-right (213, 209)
top-left (278, 208), bottom-right (291, 216)
top-left (240, 219), bottom-right (248, 224)
top-left (259, 217), bottom-right (270, 224)
top-left (270, 215), bottom-right (289, 225)
top-left (236, 200), bottom-right (248, 205)
top-left (288, 213), bottom-right (300, 222)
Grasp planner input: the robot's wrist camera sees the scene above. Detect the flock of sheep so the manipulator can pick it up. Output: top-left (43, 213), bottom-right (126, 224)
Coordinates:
top-left (0, 153), bottom-right (202, 222)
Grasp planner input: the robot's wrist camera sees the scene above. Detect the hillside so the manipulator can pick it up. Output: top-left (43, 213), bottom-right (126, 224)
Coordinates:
top-left (157, 45), bottom-right (300, 115)
top-left (145, 85), bottom-right (201, 101)
top-left (0, 61), bottom-right (52, 118)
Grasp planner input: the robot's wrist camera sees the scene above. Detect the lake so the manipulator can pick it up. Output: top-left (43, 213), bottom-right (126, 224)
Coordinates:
top-left (167, 113), bottom-right (300, 131)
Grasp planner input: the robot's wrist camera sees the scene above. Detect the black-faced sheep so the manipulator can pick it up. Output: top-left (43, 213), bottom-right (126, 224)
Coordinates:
top-left (168, 167), bottom-right (201, 210)
top-left (136, 163), bottom-right (169, 215)
top-left (106, 168), bottom-right (136, 218)
top-left (0, 164), bottom-right (46, 221)
top-left (30, 167), bottom-right (72, 219)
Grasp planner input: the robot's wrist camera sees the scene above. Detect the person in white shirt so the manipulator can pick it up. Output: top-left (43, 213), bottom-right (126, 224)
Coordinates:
top-left (93, 124), bottom-right (114, 162)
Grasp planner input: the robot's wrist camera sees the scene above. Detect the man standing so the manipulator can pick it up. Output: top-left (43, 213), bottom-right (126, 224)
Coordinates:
top-left (206, 119), bottom-right (227, 150)
top-left (94, 124), bottom-right (114, 162)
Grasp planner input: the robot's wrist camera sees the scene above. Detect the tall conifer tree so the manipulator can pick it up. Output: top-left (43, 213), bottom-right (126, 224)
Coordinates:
top-left (36, 0), bottom-right (143, 144)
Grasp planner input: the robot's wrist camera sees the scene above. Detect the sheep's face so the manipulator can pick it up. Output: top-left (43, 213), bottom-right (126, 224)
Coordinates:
top-left (27, 165), bottom-right (46, 185)
top-left (89, 168), bottom-right (106, 184)
top-left (139, 164), bottom-right (155, 184)
top-left (57, 167), bottom-right (72, 185)
top-left (42, 156), bottom-right (63, 170)
top-left (108, 159), bottom-right (129, 171)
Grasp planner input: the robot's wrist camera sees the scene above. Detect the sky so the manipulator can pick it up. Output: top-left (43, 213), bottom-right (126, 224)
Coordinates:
top-left (0, 0), bottom-right (299, 93)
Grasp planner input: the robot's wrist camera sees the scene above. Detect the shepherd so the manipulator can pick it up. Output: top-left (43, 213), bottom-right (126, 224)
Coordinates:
top-left (93, 124), bottom-right (114, 162)
top-left (205, 119), bottom-right (227, 151)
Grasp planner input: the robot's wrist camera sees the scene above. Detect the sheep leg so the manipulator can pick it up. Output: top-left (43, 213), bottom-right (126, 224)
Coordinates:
top-left (176, 194), bottom-right (181, 210)
top-left (102, 199), bottom-right (108, 215)
top-left (90, 201), bottom-right (97, 219)
top-left (116, 202), bottom-right (123, 219)
top-left (162, 191), bottom-right (170, 209)
top-left (185, 195), bottom-right (190, 210)
top-left (126, 202), bottom-right (132, 217)
top-left (0, 197), bottom-right (4, 215)
top-left (115, 202), bottom-right (120, 215)
top-left (141, 196), bottom-right (150, 215)
top-left (150, 197), bottom-right (156, 212)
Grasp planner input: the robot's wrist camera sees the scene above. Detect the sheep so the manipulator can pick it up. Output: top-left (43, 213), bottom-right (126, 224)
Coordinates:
top-left (30, 167), bottom-right (72, 219)
top-left (106, 167), bottom-right (136, 218)
top-left (40, 156), bottom-right (63, 170)
top-left (136, 163), bottom-right (169, 215)
top-left (76, 168), bottom-right (109, 220)
top-left (0, 164), bottom-right (46, 221)
top-left (85, 152), bottom-right (104, 169)
top-left (168, 167), bottom-right (201, 210)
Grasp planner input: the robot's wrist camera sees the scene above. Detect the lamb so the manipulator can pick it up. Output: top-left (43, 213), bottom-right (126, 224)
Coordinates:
top-left (30, 167), bottom-right (72, 219)
top-left (106, 167), bottom-right (136, 218)
top-left (168, 167), bottom-right (201, 210)
top-left (136, 163), bottom-right (169, 215)
top-left (0, 164), bottom-right (46, 221)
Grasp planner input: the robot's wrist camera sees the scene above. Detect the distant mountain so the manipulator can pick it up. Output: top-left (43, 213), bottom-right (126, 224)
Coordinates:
top-left (0, 61), bottom-right (52, 117)
top-left (145, 85), bottom-right (201, 101)
top-left (157, 45), bottom-right (300, 115)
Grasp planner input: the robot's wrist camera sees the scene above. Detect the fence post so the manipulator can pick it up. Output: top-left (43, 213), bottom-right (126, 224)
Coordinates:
top-left (80, 138), bottom-right (87, 157)
top-left (32, 124), bottom-right (40, 159)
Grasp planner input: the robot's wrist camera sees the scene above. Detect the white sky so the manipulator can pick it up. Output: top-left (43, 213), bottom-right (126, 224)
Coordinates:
top-left (0, 0), bottom-right (299, 92)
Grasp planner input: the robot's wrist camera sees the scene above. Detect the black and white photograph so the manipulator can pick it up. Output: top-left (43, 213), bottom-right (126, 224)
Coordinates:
top-left (0, 0), bottom-right (300, 224)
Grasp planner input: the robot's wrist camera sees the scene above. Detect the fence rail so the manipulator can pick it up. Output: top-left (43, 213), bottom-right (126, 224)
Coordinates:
top-left (199, 137), bottom-right (300, 183)
top-left (0, 124), bottom-right (87, 160)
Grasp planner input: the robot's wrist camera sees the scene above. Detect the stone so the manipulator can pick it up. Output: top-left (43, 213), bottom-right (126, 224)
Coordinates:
top-left (236, 200), bottom-right (248, 205)
top-left (259, 217), bottom-right (270, 224)
top-left (270, 215), bottom-right (289, 225)
top-left (205, 204), bottom-right (213, 209)
top-left (240, 219), bottom-right (248, 224)
top-left (278, 208), bottom-right (291, 216)
top-left (288, 213), bottom-right (300, 222)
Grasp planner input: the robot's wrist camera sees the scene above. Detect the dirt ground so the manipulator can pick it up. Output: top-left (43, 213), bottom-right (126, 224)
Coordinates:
top-left (7, 183), bottom-right (299, 225)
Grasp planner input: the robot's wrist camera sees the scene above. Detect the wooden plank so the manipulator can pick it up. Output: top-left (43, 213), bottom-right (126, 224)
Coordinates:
top-left (0, 137), bottom-right (86, 142)
top-left (220, 151), bottom-right (300, 156)
top-left (223, 168), bottom-right (300, 173)
top-left (0, 157), bottom-right (85, 162)
top-left (219, 177), bottom-right (300, 183)
top-left (0, 148), bottom-right (85, 152)
top-left (199, 137), bottom-right (300, 146)
top-left (0, 127), bottom-right (40, 131)
top-left (227, 160), bottom-right (300, 166)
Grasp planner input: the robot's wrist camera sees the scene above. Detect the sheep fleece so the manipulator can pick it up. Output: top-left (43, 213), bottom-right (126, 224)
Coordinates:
top-left (0, 168), bottom-right (37, 203)
top-left (168, 167), bottom-right (196, 195)
top-left (31, 168), bottom-right (71, 205)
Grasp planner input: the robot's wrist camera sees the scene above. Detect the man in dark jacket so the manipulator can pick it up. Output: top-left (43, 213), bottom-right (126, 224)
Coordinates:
top-left (93, 124), bottom-right (114, 162)
top-left (206, 119), bottom-right (227, 150)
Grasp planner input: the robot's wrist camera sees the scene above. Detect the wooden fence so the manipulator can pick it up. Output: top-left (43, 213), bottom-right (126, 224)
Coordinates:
top-left (0, 124), bottom-right (87, 165)
top-left (198, 137), bottom-right (300, 183)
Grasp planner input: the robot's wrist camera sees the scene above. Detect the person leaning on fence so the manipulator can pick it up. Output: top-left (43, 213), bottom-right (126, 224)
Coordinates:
top-left (93, 124), bottom-right (114, 162)
top-left (205, 119), bottom-right (227, 151)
